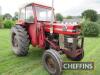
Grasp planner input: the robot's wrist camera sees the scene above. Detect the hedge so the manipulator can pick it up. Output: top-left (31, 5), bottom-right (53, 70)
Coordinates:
top-left (3, 20), bottom-right (15, 28)
top-left (82, 21), bottom-right (99, 37)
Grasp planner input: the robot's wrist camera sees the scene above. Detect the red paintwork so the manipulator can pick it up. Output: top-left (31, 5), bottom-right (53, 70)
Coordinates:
top-left (44, 23), bottom-right (80, 35)
top-left (28, 24), bottom-right (38, 46)
top-left (38, 23), bottom-right (45, 48)
top-left (28, 23), bottom-right (45, 48)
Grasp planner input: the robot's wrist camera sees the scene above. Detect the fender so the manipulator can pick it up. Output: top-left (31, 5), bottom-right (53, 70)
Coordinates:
top-left (28, 23), bottom-right (45, 48)
top-left (28, 24), bottom-right (38, 47)
top-left (37, 23), bottom-right (45, 48)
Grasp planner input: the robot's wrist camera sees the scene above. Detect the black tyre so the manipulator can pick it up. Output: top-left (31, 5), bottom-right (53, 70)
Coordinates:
top-left (42, 49), bottom-right (62, 75)
top-left (11, 25), bottom-right (29, 56)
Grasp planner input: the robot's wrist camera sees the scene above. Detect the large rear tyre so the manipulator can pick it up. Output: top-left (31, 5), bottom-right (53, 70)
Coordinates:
top-left (11, 25), bottom-right (29, 56)
top-left (42, 49), bottom-right (62, 75)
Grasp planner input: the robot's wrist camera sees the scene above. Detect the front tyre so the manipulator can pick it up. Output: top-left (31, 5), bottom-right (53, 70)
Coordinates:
top-left (42, 49), bottom-right (62, 75)
top-left (11, 25), bottom-right (29, 56)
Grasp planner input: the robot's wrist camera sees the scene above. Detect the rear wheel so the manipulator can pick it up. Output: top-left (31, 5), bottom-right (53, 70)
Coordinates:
top-left (42, 49), bottom-right (62, 75)
top-left (11, 25), bottom-right (29, 56)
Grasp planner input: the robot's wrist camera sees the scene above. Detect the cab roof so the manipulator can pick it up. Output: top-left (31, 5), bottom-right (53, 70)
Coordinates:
top-left (22, 3), bottom-right (53, 9)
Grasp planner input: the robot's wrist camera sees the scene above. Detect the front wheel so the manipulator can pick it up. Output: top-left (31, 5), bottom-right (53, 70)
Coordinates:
top-left (42, 49), bottom-right (62, 75)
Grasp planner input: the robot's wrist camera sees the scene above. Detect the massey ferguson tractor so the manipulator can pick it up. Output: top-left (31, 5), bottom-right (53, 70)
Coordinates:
top-left (11, 3), bottom-right (84, 75)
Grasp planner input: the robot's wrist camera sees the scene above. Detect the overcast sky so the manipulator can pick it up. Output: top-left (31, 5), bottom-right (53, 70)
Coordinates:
top-left (0, 0), bottom-right (100, 16)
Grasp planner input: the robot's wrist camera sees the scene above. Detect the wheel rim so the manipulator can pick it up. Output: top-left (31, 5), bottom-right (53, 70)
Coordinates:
top-left (45, 55), bottom-right (56, 73)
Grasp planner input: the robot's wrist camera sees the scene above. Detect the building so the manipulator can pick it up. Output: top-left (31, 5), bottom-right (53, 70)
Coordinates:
top-left (63, 17), bottom-right (81, 25)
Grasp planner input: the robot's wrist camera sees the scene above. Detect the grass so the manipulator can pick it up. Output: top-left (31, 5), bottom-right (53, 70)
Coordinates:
top-left (0, 29), bottom-right (100, 75)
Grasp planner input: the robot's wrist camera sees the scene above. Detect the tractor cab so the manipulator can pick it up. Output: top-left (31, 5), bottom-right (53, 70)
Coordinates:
top-left (17, 3), bottom-right (54, 24)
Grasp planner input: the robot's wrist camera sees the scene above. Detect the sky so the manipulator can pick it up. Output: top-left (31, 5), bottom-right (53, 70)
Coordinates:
top-left (0, 0), bottom-right (100, 16)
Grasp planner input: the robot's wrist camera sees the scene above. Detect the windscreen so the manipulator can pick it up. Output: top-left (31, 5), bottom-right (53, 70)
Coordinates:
top-left (35, 7), bottom-right (54, 21)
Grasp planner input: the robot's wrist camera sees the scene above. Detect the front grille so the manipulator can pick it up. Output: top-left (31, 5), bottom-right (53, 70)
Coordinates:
top-left (64, 35), bottom-right (73, 49)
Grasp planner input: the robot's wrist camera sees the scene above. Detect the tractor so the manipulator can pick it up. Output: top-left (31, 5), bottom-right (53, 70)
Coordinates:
top-left (11, 3), bottom-right (84, 75)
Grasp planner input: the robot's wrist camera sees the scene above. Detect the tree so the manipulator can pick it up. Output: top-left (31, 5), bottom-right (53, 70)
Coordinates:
top-left (0, 16), bottom-right (3, 28)
top-left (4, 20), bottom-right (14, 28)
top-left (82, 9), bottom-right (98, 22)
top-left (82, 21), bottom-right (99, 36)
top-left (3, 13), bottom-right (12, 20)
top-left (55, 13), bottom-right (63, 21)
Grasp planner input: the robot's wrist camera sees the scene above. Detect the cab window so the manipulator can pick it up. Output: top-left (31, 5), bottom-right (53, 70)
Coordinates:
top-left (20, 8), bottom-right (25, 20)
top-left (25, 6), bottom-right (34, 23)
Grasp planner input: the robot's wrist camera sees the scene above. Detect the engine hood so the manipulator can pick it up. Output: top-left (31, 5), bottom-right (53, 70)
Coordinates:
top-left (44, 22), bottom-right (81, 35)
top-left (44, 22), bottom-right (80, 27)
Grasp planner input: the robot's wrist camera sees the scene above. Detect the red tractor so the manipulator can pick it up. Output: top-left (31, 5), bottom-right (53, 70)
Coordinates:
top-left (11, 3), bottom-right (84, 75)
